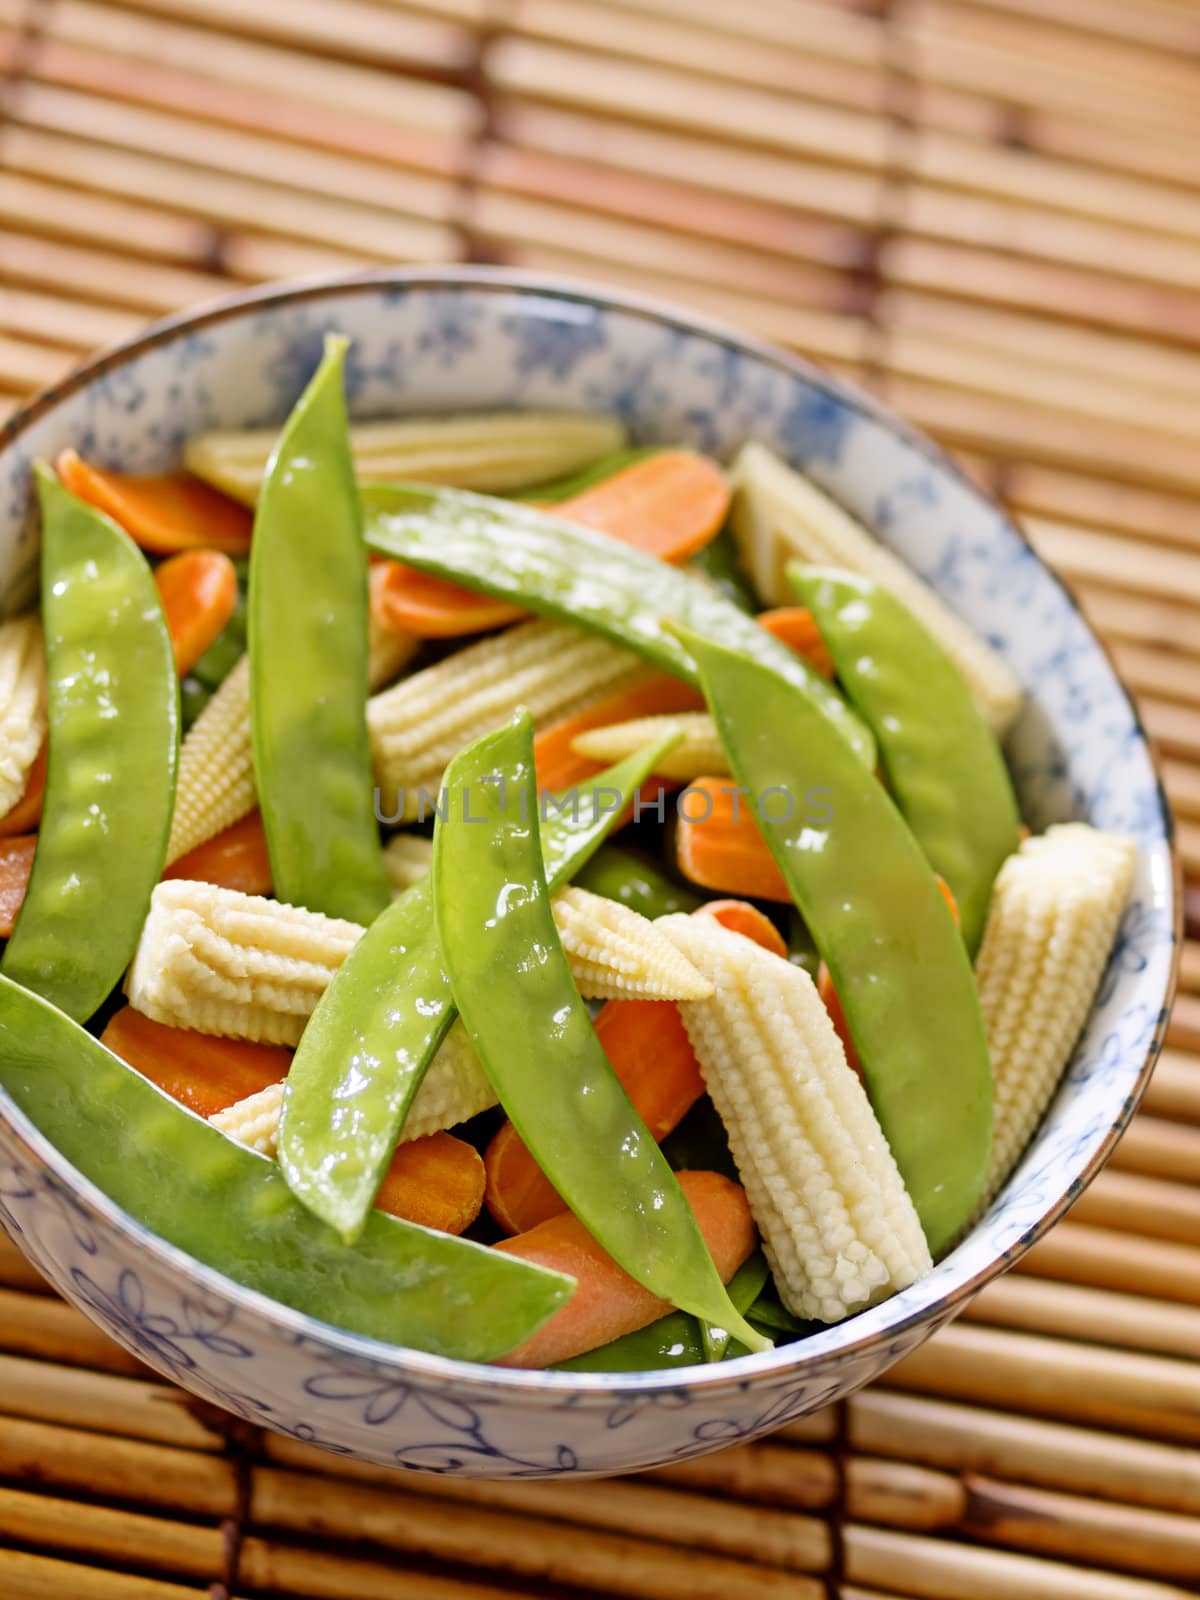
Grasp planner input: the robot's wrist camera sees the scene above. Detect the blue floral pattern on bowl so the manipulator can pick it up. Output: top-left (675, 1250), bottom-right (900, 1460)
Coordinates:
top-left (0, 270), bottom-right (1176, 1477)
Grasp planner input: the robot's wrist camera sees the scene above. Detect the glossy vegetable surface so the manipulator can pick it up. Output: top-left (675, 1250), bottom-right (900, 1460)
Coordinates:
top-left (249, 336), bottom-right (389, 925)
top-left (56, 449), bottom-right (253, 556)
top-left (573, 842), bottom-right (703, 920)
top-left (154, 549), bottom-right (239, 677)
top-left (363, 483), bottom-right (874, 768)
top-left (678, 624), bottom-right (992, 1255)
top-left (3, 466), bottom-right (178, 1022)
top-left (0, 977), bottom-right (572, 1358)
top-left (793, 566), bottom-right (1021, 953)
top-left (279, 740), bottom-right (680, 1243)
top-left (434, 709), bottom-right (771, 1352)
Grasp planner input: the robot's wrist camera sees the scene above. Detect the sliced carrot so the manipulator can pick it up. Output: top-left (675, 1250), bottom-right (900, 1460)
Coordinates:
top-left (494, 1170), bottom-right (755, 1368)
top-left (486, 999), bottom-right (705, 1235)
top-left (100, 1008), bottom-right (291, 1121)
top-left (758, 606), bottom-right (834, 679)
top-left (817, 877), bottom-right (959, 1078)
top-left (155, 549), bottom-right (239, 676)
top-left (56, 449), bottom-right (253, 556)
top-left (377, 451), bottom-right (729, 638)
top-left (485, 899), bottom-right (785, 1237)
top-left (694, 898), bottom-right (788, 961)
top-left (163, 811), bottom-right (272, 896)
top-left (373, 1132), bottom-right (485, 1237)
top-left (0, 834), bottom-right (37, 936)
top-left (533, 672), bottom-right (703, 797)
top-left (0, 741), bottom-right (47, 837)
top-left (674, 776), bottom-right (791, 902)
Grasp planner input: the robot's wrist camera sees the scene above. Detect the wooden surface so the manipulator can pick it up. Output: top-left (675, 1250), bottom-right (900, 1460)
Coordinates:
top-left (2, 0), bottom-right (1200, 1595)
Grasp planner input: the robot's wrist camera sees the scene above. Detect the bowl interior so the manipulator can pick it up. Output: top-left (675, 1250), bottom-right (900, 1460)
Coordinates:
top-left (0, 269), bottom-right (1176, 1391)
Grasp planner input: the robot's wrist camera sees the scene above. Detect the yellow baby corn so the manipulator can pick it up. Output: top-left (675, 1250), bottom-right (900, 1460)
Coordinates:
top-left (210, 1082), bottom-right (284, 1157)
top-left (185, 411), bottom-right (628, 506)
top-left (658, 913), bottom-right (933, 1323)
top-left (383, 834), bottom-right (435, 894)
top-left (977, 823), bottom-right (1136, 1204)
top-left (0, 614), bottom-right (45, 820)
top-left (571, 712), bottom-right (729, 782)
top-left (368, 617), bottom-right (641, 820)
top-left (166, 655), bottom-right (255, 864)
top-left (129, 877), bottom-right (706, 1054)
top-left (126, 879), bottom-right (362, 1046)
top-left (367, 605), bottom-right (419, 693)
top-left (730, 442), bottom-right (1023, 734)
top-left (551, 885), bottom-right (712, 1001)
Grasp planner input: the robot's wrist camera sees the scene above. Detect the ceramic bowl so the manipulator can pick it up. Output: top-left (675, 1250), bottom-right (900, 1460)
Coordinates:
top-left (0, 268), bottom-right (1177, 1477)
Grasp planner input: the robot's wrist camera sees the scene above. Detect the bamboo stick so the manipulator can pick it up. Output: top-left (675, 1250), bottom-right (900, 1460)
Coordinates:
top-left (250, 1466), bottom-right (822, 1598)
top-left (1108, 1116), bottom-right (1200, 1184)
top-left (1109, 645), bottom-right (1200, 709)
top-left (1167, 996), bottom-right (1200, 1054)
top-left (0, 333), bottom-right (71, 394)
top-left (0, 1354), bottom-right (225, 1452)
top-left (1025, 522), bottom-right (1200, 603)
top-left (1017, 103), bottom-right (1200, 199)
top-left (1002, 465), bottom-right (1200, 554)
top-left (581, 0), bottom-right (885, 62)
top-left (236, 1536), bottom-right (560, 1600)
top-left (1162, 767), bottom-right (1200, 825)
top-left (0, 1289), bottom-right (149, 1378)
top-left (0, 1549), bottom-right (204, 1600)
top-left (1072, 1168), bottom-right (1200, 1248)
top-left (0, 168), bottom-right (212, 267)
top-left (0, 1486), bottom-right (223, 1582)
top-left (954, 0), bottom-right (1200, 58)
top-left (220, 233), bottom-right (377, 285)
top-left (1179, 943), bottom-right (1200, 992)
top-left (848, 1391), bottom-right (1200, 1515)
top-left (843, 1522), bottom-right (1194, 1599)
top-left (0, 1414), bottom-right (237, 1516)
top-left (776, 1409), bottom-right (839, 1445)
top-left (963, 1275), bottom-right (1200, 1361)
top-left (881, 1324), bottom-right (1200, 1442)
top-left (846, 1456), bottom-right (1200, 1581)
top-left (1015, 1221), bottom-right (1200, 1307)
top-left (1143, 1052), bottom-right (1200, 1124)
top-left (3, 233), bottom-right (230, 314)
top-left (1076, 590), bottom-right (1200, 660)
top-left (0, 287), bottom-right (140, 351)
top-left (0, 1235), bottom-right (50, 1296)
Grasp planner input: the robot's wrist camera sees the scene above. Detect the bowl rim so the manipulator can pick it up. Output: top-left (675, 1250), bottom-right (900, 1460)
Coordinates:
top-left (0, 264), bottom-right (1181, 1400)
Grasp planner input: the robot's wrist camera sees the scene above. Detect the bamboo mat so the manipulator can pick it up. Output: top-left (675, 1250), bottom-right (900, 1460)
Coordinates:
top-left (2, 0), bottom-right (1200, 1595)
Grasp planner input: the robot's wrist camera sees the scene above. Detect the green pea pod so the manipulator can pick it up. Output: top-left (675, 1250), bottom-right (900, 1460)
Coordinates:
top-left (189, 566), bottom-right (246, 691)
top-left (554, 1254), bottom-right (770, 1373)
top-left (249, 335), bottom-right (389, 925)
top-left (791, 565), bottom-right (1020, 953)
top-left (179, 674), bottom-right (212, 731)
top-left (3, 466), bottom-right (178, 1022)
top-left (434, 709), bottom-right (771, 1354)
top-left (572, 843), bottom-right (703, 921)
top-left (279, 739), bottom-right (681, 1244)
top-left (0, 977), bottom-right (571, 1358)
top-left (675, 624), bottom-right (992, 1256)
top-left (689, 526), bottom-right (759, 613)
top-left (515, 446), bottom-right (661, 503)
top-left (363, 483), bottom-right (874, 769)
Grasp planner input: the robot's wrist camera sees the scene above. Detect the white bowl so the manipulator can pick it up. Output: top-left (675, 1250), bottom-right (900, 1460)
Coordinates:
top-left (0, 268), bottom-right (1178, 1477)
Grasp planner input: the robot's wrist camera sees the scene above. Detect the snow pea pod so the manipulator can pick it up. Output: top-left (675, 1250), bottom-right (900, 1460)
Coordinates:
top-left (792, 566), bottom-right (1020, 954)
top-left (249, 335), bottom-right (389, 925)
top-left (2, 466), bottom-right (178, 1021)
top-left (554, 1254), bottom-right (769, 1372)
top-left (0, 977), bottom-right (570, 1359)
top-left (434, 709), bottom-right (771, 1354)
top-left (363, 483), bottom-right (873, 769)
top-left (676, 624), bottom-right (992, 1256)
top-left (573, 843), bottom-right (703, 920)
top-left (280, 739), bottom-right (680, 1244)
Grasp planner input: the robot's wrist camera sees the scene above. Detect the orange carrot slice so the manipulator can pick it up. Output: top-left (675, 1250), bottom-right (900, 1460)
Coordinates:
top-left (0, 834), bottom-right (37, 936)
top-left (494, 1170), bottom-right (755, 1368)
top-left (155, 549), bottom-right (239, 676)
top-left (377, 451), bottom-right (729, 638)
top-left (163, 811), bottom-right (272, 897)
top-left (758, 606), bottom-right (835, 679)
top-left (56, 449), bottom-right (252, 556)
top-left (100, 1008), bottom-right (291, 1121)
top-left (0, 742), bottom-right (47, 838)
top-left (533, 672), bottom-right (703, 797)
top-left (694, 898), bottom-right (788, 961)
top-left (373, 1132), bottom-right (486, 1237)
top-left (674, 776), bottom-right (791, 902)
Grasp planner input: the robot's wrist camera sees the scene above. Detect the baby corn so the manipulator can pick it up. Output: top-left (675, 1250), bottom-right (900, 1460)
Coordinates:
top-left (368, 617), bottom-right (641, 820)
top-left (383, 834), bottom-right (435, 894)
top-left (571, 712), bottom-right (729, 782)
top-left (166, 656), bottom-right (255, 863)
top-left (730, 442), bottom-right (1023, 734)
top-left (977, 823), bottom-right (1135, 1203)
top-left (185, 411), bottom-right (628, 506)
top-left (0, 615), bottom-right (45, 820)
top-left (129, 879), bottom-right (709, 1049)
top-left (659, 913), bottom-right (932, 1323)
top-left (211, 1081), bottom-right (284, 1156)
